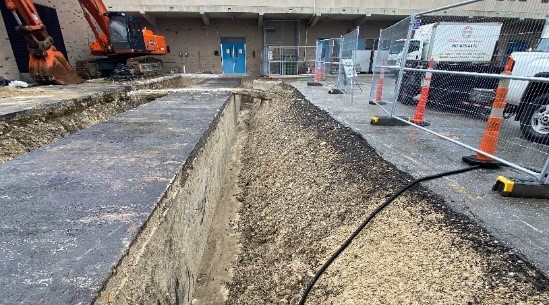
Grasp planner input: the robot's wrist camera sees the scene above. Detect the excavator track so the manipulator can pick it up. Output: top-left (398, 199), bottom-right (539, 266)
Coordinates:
top-left (76, 56), bottom-right (163, 80)
top-left (126, 56), bottom-right (163, 76)
top-left (75, 60), bottom-right (95, 80)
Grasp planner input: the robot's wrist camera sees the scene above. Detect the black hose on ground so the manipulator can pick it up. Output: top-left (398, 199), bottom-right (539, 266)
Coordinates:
top-left (298, 165), bottom-right (483, 305)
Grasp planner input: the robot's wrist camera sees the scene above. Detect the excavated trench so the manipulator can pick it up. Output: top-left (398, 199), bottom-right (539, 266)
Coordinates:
top-left (0, 76), bottom-right (201, 164)
top-left (1, 78), bottom-right (548, 304)
top-left (190, 84), bottom-right (549, 304)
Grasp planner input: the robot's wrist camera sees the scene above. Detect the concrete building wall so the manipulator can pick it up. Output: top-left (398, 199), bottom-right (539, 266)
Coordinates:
top-left (2, 0), bottom-right (547, 78)
top-left (33, 0), bottom-right (92, 66)
top-left (0, 16), bottom-right (18, 78)
top-left (104, 0), bottom-right (548, 19)
top-left (299, 19), bottom-right (396, 46)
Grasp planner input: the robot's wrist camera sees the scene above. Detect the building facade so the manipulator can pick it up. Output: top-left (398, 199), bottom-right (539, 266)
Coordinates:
top-left (1, 0), bottom-right (547, 79)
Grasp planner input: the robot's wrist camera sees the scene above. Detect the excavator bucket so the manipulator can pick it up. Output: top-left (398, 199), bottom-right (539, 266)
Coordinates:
top-left (29, 48), bottom-right (84, 85)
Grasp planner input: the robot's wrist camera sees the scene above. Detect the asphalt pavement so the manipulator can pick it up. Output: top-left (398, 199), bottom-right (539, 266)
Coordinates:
top-left (0, 77), bottom-right (239, 304)
top-left (291, 74), bottom-right (549, 277)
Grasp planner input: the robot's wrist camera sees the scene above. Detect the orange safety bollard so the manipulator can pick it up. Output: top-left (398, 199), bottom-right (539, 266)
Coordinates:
top-left (315, 65), bottom-right (321, 83)
top-left (369, 59), bottom-right (387, 105)
top-left (409, 58), bottom-right (435, 126)
top-left (308, 64), bottom-right (323, 86)
top-left (463, 57), bottom-right (515, 168)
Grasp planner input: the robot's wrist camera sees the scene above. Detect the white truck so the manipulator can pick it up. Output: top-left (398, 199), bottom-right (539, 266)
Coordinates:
top-left (388, 22), bottom-right (502, 66)
top-left (395, 22), bottom-right (503, 110)
top-left (505, 19), bottom-right (549, 144)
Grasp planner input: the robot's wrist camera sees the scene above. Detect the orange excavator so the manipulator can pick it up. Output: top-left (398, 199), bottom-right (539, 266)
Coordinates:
top-left (5, 0), bottom-right (169, 84)
top-left (75, 0), bottom-right (169, 79)
top-left (4, 0), bottom-right (83, 84)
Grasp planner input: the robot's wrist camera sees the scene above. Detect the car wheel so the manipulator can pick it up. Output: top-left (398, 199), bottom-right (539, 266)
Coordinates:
top-left (519, 94), bottom-right (549, 144)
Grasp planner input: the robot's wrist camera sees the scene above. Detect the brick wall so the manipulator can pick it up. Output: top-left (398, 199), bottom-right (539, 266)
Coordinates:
top-left (156, 18), bottom-right (388, 76)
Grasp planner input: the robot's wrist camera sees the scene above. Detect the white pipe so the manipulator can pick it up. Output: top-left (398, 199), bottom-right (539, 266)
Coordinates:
top-left (417, 0), bottom-right (483, 16)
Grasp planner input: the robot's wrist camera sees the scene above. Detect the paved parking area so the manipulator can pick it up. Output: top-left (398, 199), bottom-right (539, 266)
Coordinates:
top-left (291, 74), bottom-right (549, 277)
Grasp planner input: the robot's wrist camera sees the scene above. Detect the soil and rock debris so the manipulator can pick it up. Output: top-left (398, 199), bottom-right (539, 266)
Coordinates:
top-left (194, 84), bottom-right (548, 304)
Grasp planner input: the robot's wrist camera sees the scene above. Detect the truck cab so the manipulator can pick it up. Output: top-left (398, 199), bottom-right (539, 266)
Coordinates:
top-left (387, 39), bottom-right (423, 67)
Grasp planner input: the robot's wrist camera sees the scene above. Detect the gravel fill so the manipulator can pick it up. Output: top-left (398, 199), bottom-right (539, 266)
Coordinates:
top-left (225, 84), bottom-right (549, 304)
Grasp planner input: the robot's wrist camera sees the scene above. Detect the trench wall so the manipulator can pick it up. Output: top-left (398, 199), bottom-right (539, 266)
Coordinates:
top-left (93, 93), bottom-right (241, 305)
top-left (0, 82), bottom-right (242, 304)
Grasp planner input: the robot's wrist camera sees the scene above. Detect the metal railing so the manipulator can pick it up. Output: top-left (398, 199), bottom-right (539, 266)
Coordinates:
top-left (336, 27), bottom-right (361, 102)
top-left (369, 1), bottom-right (549, 184)
top-left (264, 46), bottom-right (316, 77)
top-left (313, 38), bottom-right (341, 82)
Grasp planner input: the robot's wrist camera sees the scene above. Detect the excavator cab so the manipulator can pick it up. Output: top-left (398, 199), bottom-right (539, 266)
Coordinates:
top-left (75, 0), bottom-right (169, 79)
top-left (107, 12), bottom-right (146, 53)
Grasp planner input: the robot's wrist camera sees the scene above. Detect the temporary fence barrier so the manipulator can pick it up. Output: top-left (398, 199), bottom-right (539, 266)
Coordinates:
top-left (313, 38), bottom-right (341, 83)
top-left (336, 27), bottom-right (361, 102)
top-left (369, 0), bottom-right (549, 194)
top-left (369, 58), bottom-right (386, 104)
top-left (313, 39), bottom-right (325, 83)
top-left (409, 58), bottom-right (434, 126)
top-left (264, 46), bottom-right (316, 77)
top-left (369, 16), bottom-right (411, 109)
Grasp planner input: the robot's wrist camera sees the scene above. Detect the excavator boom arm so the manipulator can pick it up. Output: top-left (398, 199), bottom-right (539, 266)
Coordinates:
top-left (4, 0), bottom-right (83, 84)
top-left (77, 0), bottom-right (111, 52)
top-left (4, 0), bottom-right (48, 47)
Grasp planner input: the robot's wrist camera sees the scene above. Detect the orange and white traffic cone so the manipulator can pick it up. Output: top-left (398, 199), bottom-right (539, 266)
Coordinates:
top-left (409, 58), bottom-right (435, 126)
top-left (463, 57), bottom-right (515, 168)
top-left (308, 63), bottom-right (323, 86)
top-left (315, 65), bottom-right (321, 82)
top-left (370, 59), bottom-right (387, 105)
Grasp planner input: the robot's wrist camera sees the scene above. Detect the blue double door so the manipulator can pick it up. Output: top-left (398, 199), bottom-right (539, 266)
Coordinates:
top-left (221, 43), bottom-right (246, 74)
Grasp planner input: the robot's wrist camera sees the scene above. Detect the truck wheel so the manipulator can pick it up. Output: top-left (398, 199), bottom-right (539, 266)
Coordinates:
top-left (519, 94), bottom-right (549, 144)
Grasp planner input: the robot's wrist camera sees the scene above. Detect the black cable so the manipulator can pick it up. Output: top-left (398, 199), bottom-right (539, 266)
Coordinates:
top-left (298, 165), bottom-right (483, 305)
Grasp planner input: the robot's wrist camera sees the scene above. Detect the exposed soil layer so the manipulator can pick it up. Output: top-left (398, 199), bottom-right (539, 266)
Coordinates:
top-left (0, 77), bottom-right (201, 164)
top-left (219, 84), bottom-right (549, 304)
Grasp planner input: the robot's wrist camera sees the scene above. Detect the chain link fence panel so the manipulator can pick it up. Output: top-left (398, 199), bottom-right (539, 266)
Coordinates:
top-left (336, 27), bottom-right (361, 101)
top-left (314, 38), bottom-right (341, 83)
top-left (263, 46), bottom-right (316, 77)
top-left (370, 1), bottom-right (549, 183)
top-left (369, 17), bottom-right (412, 111)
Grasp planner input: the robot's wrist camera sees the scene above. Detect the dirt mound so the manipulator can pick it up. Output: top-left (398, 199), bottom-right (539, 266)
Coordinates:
top-left (221, 85), bottom-right (548, 304)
